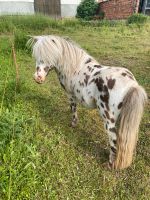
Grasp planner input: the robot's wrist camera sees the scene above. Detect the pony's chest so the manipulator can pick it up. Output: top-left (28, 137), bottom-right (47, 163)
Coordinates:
top-left (58, 74), bottom-right (69, 91)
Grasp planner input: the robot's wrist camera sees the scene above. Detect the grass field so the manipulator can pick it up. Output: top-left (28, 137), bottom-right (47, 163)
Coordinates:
top-left (0, 15), bottom-right (150, 200)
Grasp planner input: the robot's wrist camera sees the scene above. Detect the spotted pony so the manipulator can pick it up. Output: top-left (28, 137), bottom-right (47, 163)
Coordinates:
top-left (28, 35), bottom-right (147, 170)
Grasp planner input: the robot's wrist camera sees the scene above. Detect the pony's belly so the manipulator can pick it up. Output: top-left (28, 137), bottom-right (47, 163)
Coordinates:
top-left (81, 101), bottom-right (97, 109)
top-left (77, 95), bottom-right (97, 109)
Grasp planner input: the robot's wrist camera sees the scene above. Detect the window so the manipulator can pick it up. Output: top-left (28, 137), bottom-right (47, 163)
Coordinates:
top-left (146, 0), bottom-right (150, 7)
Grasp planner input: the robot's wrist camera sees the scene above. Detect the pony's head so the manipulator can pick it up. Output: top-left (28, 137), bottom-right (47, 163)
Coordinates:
top-left (34, 60), bottom-right (53, 84)
top-left (28, 36), bottom-right (59, 84)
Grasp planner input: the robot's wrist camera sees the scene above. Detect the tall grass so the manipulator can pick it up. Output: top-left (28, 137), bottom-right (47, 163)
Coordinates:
top-left (0, 15), bottom-right (58, 33)
top-left (1, 14), bottom-right (149, 35)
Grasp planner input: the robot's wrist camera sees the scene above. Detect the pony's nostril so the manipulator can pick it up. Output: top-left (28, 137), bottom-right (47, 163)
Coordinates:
top-left (38, 75), bottom-right (42, 80)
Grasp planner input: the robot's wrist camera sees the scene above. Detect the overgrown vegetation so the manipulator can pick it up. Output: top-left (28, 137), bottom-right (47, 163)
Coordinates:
top-left (0, 14), bottom-right (149, 35)
top-left (0, 15), bottom-right (150, 199)
top-left (127, 13), bottom-right (148, 25)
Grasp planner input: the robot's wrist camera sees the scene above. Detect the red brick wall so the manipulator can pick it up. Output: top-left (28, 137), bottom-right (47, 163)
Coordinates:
top-left (99, 0), bottom-right (140, 20)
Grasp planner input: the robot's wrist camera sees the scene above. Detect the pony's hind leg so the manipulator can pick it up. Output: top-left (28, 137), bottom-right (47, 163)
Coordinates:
top-left (105, 123), bottom-right (118, 169)
top-left (97, 102), bottom-right (118, 169)
top-left (69, 96), bottom-right (78, 127)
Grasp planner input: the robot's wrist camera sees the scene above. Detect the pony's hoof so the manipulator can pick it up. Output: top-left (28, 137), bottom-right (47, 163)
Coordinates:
top-left (71, 121), bottom-right (77, 128)
top-left (102, 162), bottom-right (110, 170)
top-left (102, 162), bottom-right (115, 170)
top-left (69, 121), bottom-right (77, 128)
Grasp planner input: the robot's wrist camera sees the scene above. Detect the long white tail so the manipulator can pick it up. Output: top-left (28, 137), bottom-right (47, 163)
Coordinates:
top-left (114, 85), bottom-right (147, 169)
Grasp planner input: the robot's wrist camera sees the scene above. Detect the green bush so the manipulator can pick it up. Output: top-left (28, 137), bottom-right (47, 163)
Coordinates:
top-left (76, 0), bottom-right (99, 20)
top-left (127, 14), bottom-right (148, 24)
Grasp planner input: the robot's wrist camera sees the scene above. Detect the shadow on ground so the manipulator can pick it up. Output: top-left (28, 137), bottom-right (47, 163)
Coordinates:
top-left (24, 88), bottom-right (109, 166)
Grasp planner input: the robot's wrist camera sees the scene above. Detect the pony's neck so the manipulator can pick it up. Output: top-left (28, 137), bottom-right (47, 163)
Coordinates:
top-left (54, 40), bottom-right (88, 77)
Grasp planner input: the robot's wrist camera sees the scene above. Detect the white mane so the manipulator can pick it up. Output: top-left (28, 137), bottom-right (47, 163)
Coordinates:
top-left (29, 35), bottom-right (94, 76)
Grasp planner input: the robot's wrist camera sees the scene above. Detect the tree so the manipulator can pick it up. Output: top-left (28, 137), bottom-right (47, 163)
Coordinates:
top-left (76, 0), bottom-right (99, 20)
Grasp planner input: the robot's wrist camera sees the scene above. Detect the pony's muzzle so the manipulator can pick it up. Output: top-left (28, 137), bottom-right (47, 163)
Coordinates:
top-left (33, 74), bottom-right (45, 84)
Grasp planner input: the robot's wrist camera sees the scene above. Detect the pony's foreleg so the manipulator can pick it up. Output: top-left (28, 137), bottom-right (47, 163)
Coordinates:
top-left (69, 96), bottom-right (78, 127)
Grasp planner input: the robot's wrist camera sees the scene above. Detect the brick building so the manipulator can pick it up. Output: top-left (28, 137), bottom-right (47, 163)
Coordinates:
top-left (98, 0), bottom-right (149, 20)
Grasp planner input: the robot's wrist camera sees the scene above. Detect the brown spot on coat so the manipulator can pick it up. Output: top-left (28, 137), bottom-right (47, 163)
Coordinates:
top-left (94, 65), bottom-right (102, 68)
top-left (101, 103), bottom-right (104, 108)
top-left (81, 97), bottom-right (85, 102)
top-left (100, 85), bottom-right (110, 109)
top-left (111, 146), bottom-right (117, 153)
top-left (100, 93), bottom-right (109, 104)
top-left (87, 66), bottom-right (92, 71)
top-left (106, 124), bottom-right (108, 130)
top-left (95, 78), bottom-right (104, 91)
top-left (103, 85), bottom-right (109, 93)
top-left (79, 81), bottom-right (84, 87)
top-left (109, 127), bottom-right (117, 133)
top-left (107, 78), bottom-right (116, 89)
top-left (89, 79), bottom-right (95, 85)
top-left (118, 102), bottom-right (123, 109)
top-left (110, 118), bottom-right (115, 123)
top-left (104, 110), bottom-right (110, 120)
top-left (84, 74), bottom-right (90, 85)
top-left (85, 58), bottom-right (92, 64)
top-left (93, 71), bottom-right (101, 76)
top-left (103, 114), bottom-right (106, 119)
top-left (113, 140), bottom-right (117, 145)
top-left (122, 73), bottom-right (127, 77)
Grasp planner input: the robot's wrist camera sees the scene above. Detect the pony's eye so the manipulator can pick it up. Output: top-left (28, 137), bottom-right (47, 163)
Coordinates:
top-left (44, 66), bottom-right (49, 72)
top-left (37, 66), bottom-right (40, 71)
